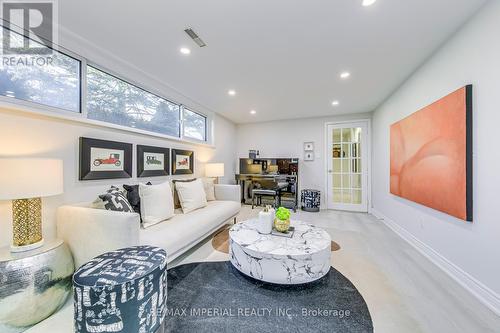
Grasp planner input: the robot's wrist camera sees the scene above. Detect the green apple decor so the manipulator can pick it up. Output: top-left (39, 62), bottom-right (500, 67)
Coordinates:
top-left (274, 207), bottom-right (291, 232)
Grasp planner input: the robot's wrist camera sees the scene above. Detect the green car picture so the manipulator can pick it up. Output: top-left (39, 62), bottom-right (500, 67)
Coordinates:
top-left (146, 155), bottom-right (162, 165)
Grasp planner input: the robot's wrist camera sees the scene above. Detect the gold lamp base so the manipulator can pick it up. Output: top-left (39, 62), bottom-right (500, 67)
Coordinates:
top-left (10, 238), bottom-right (45, 252)
top-left (11, 197), bottom-right (44, 253)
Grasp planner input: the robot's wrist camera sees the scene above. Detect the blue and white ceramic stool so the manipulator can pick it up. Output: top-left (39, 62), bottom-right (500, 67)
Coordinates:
top-left (73, 246), bottom-right (167, 333)
top-left (301, 189), bottom-right (321, 212)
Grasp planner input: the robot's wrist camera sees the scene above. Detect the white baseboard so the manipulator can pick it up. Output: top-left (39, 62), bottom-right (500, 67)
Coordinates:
top-left (371, 208), bottom-right (500, 317)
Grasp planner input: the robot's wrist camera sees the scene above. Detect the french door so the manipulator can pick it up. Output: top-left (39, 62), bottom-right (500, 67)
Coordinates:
top-left (326, 121), bottom-right (369, 212)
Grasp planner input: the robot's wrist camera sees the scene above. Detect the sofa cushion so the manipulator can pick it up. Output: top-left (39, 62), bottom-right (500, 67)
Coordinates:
top-left (175, 179), bottom-right (208, 213)
top-left (202, 178), bottom-right (216, 201)
top-left (123, 182), bottom-right (151, 215)
top-left (140, 201), bottom-right (240, 258)
top-left (139, 182), bottom-right (175, 228)
top-left (98, 187), bottom-right (134, 213)
top-left (172, 178), bottom-right (196, 208)
top-left (91, 185), bottom-right (127, 209)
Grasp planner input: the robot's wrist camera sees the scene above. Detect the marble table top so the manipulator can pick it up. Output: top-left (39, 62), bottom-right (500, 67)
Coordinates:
top-left (229, 219), bottom-right (331, 257)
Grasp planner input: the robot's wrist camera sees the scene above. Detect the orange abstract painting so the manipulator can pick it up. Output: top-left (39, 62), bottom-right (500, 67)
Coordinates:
top-left (390, 86), bottom-right (473, 221)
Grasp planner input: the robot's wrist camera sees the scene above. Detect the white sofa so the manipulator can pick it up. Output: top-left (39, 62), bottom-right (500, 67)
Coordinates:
top-left (57, 184), bottom-right (241, 269)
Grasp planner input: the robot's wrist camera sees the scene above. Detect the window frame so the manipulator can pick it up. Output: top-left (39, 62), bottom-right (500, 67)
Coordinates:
top-left (0, 24), bottom-right (212, 146)
top-left (85, 63), bottom-right (183, 139)
top-left (0, 24), bottom-right (84, 114)
top-left (181, 106), bottom-right (208, 142)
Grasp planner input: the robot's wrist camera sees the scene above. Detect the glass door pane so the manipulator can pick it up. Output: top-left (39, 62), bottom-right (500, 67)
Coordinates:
top-left (329, 123), bottom-right (367, 211)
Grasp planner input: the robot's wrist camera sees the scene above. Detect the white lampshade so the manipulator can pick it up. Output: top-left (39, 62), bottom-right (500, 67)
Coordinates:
top-left (0, 159), bottom-right (64, 200)
top-left (205, 163), bottom-right (225, 178)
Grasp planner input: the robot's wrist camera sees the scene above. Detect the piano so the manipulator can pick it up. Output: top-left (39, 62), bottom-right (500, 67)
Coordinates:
top-left (235, 158), bottom-right (299, 211)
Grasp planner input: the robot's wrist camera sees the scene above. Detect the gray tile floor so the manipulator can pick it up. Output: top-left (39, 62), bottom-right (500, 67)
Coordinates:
top-left (27, 206), bottom-right (500, 333)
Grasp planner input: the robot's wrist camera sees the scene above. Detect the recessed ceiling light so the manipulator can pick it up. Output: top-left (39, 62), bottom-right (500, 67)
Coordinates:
top-left (250, 110), bottom-right (257, 115)
top-left (180, 47), bottom-right (191, 55)
top-left (362, 0), bottom-right (377, 6)
top-left (340, 72), bottom-right (351, 79)
top-left (332, 100), bottom-right (340, 106)
top-left (228, 90), bottom-right (236, 96)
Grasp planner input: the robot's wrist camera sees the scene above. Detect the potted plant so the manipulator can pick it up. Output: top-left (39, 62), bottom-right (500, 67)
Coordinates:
top-left (274, 207), bottom-right (291, 232)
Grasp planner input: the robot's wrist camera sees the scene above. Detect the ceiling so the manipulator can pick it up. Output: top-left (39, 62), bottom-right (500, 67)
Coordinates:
top-left (58, 0), bottom-right (487, 124)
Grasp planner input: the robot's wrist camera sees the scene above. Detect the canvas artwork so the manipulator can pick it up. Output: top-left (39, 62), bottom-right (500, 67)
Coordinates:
top-left (90, 147), bottom-right (124, 171)
top-left (390, 85), bottom-right (472, 221)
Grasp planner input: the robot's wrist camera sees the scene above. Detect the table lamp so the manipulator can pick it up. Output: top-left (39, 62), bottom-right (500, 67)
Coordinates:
top-left (205, 163), bottom-right (225, 184)
top-left (0, 158), bottom-right (63, 252)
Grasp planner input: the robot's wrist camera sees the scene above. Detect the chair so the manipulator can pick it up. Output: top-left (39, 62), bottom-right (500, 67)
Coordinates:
top-left (252, 179), bottom-right (282, 209)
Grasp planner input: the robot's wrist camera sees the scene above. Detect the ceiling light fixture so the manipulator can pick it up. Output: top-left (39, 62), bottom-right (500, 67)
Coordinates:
top-left (228, 90), bottom-right (236, 96)
top-left (340, 72), bottom-right (351, 79)
top-left (180, 47), bottom-right (191, 55)
top-left (331, 100), bottom-right (340, 106)
top-left (362, 0), bottom-right (377, 6)
top-left (250, 110), bottom-right (257, 115)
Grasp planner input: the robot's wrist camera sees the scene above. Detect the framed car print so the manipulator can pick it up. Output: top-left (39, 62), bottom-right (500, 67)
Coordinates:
top-left (171, 149), bottom-right (194, 175)
top-left (79, 137), bottom-right (133, 180)
top-left (137, 145), bottom-right (170, 177)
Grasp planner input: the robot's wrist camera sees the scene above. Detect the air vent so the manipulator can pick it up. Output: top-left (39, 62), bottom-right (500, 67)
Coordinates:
top-left (184, 28), bottom-right (207, 47)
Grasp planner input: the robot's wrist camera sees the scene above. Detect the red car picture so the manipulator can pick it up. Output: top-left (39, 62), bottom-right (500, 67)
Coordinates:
top-left (177, 157), bottom-right (189, 167)
top-left (94, 153), bottom-right (121, 167)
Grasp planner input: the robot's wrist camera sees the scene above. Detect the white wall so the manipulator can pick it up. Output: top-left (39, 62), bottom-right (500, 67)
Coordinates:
top-left (0, 109), bottom-right (236, 248)
top-left (371, 0), bottom-right (500, 307)
top-left (0, 21), bottom-right (238, 248)
top-left (236, 113), bottom-right (371, 208)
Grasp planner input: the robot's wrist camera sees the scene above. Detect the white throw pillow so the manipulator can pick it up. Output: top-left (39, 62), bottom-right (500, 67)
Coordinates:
top-left (139, 181), bottom-right (175, 228)
top-left (202, 178), bottom-right (216, 201)
top-left (175, 178), bottom-right (208, 213)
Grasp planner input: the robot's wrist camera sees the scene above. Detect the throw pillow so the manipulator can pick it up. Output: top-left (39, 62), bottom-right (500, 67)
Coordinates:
top-left (202, 178), bottom-right (216, 201)
top-left (139, 181), bottom-right (175, 228)
top-left (123, 182), bottom-right (152, 214)
top-left (91, 197), bottom-right (106, 210)
top-left (172, 178), bottom-right (196, 208)
top-left (175, 178), bottom-right (208, 214)
top-left (98, 187), bottom-right (134, 213)
top-left (92, 186), bottom-right (127, 210)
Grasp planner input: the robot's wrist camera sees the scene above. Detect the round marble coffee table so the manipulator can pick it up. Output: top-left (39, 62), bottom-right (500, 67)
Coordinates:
top-left (229, 219), bottom-right (331, 284)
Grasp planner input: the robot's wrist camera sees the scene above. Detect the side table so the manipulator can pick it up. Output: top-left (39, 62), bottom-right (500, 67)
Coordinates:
top-left (0, 239), bottom-right (74, 333)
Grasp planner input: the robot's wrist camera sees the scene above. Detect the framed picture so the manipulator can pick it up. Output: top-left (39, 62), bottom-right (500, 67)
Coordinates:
top-left (137, 145), bottom-right (170, 177)
top-left (390, 85), bottom-right (473, 221)
top-left (304, 142), bottom-right (314, 151)
top-left (79, 137), bottom-right (132, 180)
top-left (332, 146), bottom-right (341, 158)
top-left (304, 151), bottom-right (314, 161)
top-left (171, 149), bottom-right (194, 175)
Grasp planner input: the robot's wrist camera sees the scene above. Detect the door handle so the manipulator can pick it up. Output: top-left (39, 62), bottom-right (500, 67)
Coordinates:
top-left (328, 170), bottom-right (333, 173)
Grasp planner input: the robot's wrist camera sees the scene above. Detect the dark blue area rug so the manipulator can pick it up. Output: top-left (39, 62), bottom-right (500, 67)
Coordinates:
top-left (165, 261), bottom-right (373, 333)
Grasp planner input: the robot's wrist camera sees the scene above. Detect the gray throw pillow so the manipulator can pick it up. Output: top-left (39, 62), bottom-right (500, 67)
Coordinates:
top-left (123, 182), bottom-right (152, 214)
top-left (99, 186), bottom-right (134, 212)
